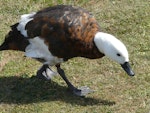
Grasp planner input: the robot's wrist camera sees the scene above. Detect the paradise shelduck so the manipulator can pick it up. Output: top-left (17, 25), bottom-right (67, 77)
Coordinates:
top-left (0, 5), bottom-right (134, 96)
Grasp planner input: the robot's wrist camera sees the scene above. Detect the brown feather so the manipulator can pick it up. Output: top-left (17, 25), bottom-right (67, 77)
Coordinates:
top-left (25, 5), bottom-right (104, 60)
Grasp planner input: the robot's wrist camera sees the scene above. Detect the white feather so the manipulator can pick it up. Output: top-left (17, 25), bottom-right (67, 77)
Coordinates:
top-left (17, 12), bottom-right (36, 37)
top-left (25, 37), bottom-right (64, 66)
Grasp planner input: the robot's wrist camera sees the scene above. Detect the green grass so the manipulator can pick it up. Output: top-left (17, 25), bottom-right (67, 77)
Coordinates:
top-left (0, 0), bottom-right (150, 113)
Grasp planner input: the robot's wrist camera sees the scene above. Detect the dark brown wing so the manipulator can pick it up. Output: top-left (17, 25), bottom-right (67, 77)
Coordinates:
top-left (25, 5), bottom-right (103, 60)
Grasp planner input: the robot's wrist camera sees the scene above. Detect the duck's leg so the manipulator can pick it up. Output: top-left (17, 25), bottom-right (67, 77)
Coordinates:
top-left (36, 64), bottom-right (56, 80)
top-left (56, 64), bottom-right (93, 97)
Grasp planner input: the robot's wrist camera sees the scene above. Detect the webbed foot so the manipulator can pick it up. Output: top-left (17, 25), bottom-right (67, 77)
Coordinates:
top-left (72, 86), bottom-right (94, 97)
top-left (36, 64), bottom-right (57, 80)
top-left (56, 64), bottom-right (94, 97)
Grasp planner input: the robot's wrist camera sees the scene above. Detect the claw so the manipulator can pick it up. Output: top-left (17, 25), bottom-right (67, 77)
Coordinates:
top-left (42, 68), bottom-right (57, 80)
top-left (73, 86), bottom-right (94, 97)
top-left (36, 64), bottom-right (57, 80)
top-left (56, 65), bottom-right (94, 97)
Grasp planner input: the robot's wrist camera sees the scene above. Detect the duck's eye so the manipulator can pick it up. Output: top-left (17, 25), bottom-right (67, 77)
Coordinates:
top-left (117, 53), bottom-right (121, 56)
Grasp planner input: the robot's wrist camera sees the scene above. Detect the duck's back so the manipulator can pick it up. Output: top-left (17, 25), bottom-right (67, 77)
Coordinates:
top-left (25, 5), bottom-right (103, 60)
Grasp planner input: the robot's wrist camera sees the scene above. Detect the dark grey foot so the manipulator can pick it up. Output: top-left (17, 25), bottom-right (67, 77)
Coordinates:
top-left (72, 86), bottom-right (94, 97)
top-left (36, 64), bottom-right (56, 80)
top-left (56, 64), bottom-right (94, 97)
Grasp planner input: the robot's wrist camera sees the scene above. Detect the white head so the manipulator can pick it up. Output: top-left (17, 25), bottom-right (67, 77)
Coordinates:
top-left (94, 32), bottom-right (134, 76)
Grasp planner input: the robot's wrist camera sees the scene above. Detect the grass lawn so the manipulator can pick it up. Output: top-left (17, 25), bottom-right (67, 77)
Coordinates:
top-left (0, 0), bottom-right (150, 113)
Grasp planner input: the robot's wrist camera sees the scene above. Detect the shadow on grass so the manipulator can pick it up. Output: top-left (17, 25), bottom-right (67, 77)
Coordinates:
top-left (0, 76), bottom-right (115, 106)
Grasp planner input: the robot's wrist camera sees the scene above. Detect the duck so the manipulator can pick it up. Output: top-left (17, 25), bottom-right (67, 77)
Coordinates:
top-left (0, 5), bottom-right (134, 96)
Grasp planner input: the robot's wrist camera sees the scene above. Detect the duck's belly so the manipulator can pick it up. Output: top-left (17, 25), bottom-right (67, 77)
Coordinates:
top-left (25, 36), bottom-right (64, 66)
